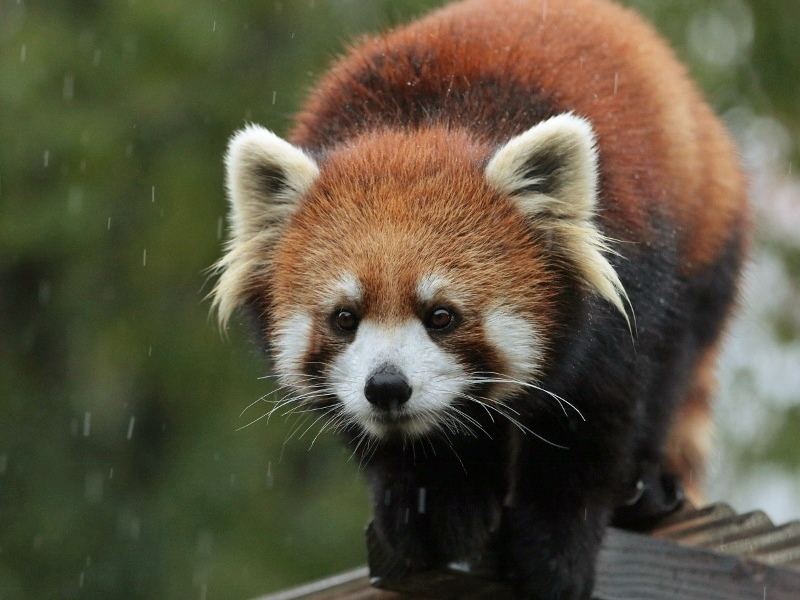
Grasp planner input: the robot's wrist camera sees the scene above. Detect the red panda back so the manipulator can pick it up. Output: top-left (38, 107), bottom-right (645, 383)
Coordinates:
top-left (290, 0), bottom-right (747, 271)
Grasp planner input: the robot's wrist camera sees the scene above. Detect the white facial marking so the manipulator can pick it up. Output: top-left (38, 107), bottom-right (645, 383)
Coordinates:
top-left (416, 272), bottom-right (471, 312)
top-left (329, 319), bottom-right (467, 438)
top-left (416, 272), bottom-right (451, 304)
top-left (273, 312), bottom-right (314, 388)
top-left (483, 307), bottom-right (544, 397)
top-left (326, 271), bottom-right (363, 307)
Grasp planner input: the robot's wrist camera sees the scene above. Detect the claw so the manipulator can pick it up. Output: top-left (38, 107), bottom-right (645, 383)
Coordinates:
top-left (613, 464), bottom-right (685, 529)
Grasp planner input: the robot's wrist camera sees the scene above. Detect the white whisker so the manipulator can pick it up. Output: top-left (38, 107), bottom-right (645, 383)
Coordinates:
top-left (466, 373), bottom-right (585, 421)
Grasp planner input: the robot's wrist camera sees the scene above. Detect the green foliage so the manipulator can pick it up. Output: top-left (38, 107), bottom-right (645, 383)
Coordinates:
top-left (751, 405), bottom-right (800, 469)
top-left (0, 0), bottom-right (798, 598)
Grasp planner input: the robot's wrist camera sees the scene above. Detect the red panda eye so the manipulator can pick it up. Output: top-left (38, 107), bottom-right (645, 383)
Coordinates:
top-left (425, 307), bottom-right (453, 330)
top-left (333, 309), bottom-right (359, 332)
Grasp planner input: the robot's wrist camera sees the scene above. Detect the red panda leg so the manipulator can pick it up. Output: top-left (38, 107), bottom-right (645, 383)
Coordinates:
top-left (663, 343), bottom-right (719, 507)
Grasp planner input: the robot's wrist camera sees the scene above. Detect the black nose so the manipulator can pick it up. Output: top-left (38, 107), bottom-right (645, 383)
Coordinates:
top-left (364, 367), bottom-right (412, 411)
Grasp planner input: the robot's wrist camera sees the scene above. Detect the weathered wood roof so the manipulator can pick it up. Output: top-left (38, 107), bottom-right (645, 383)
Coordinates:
top-left (254, 504), bottom-right (800, 600)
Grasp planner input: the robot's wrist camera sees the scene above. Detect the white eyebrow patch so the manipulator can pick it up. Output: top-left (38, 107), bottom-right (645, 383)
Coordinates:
top-left (327, 271), bottom-right (363, 305)
top-left (416, 272), bottom-right (451, 304)
top-left (483, 307), bottom-right (544, 386)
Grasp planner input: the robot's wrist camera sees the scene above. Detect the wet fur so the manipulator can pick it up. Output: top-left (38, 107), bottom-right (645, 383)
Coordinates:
top-left (213, 0), bottom-right (749, 597)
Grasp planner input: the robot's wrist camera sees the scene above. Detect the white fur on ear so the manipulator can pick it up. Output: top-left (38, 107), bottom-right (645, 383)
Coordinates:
top-left (486, 114), bottom-right (630, 322)
top-left (211, 125), bottom-right (319, 328)
top-left (225, 124), bottom-right (319, 238)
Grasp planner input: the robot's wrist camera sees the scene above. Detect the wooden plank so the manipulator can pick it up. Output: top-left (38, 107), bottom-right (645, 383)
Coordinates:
top-left (658, 510), bottom-right (773, 545)
top-left (595, 528), bottom-right (800, 600)
top-left (257, 529), bottom-right (800, 600)
top-left (251, 568), bottom-right (398, 600)
top-left (650, 503), bottom-right (737, 538)
top-left (255, 505), bottom-right (800, 600)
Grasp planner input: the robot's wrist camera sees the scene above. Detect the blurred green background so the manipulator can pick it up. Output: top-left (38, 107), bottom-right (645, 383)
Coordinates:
top-left (1, 0), bottom-right (798, 598)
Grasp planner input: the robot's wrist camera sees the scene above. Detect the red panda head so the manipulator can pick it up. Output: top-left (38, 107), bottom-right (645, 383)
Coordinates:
top-left (213, 115), bottom-right (627, 441)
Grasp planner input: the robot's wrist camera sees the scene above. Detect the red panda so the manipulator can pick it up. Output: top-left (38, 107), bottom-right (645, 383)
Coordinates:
top-left (212, 0), bottom-right (749, 597)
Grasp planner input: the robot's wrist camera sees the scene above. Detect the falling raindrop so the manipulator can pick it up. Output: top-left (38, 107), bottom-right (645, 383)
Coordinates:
top-left (129, 517), bottom-right (141, 540)
top-left (84, 471), bottom-right (104, 503)
top-left (197, 531), bottom-right (214, 555)
top-left (68, 187), bottom-right (84, 215)
top-left (38, 281), bottom-right (51, 306)
top-left (63, 74), bottom-right (75, 101)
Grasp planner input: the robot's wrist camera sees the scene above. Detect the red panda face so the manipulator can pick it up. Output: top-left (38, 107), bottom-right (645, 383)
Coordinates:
top-left (213, 116), bottom-right (628, 442)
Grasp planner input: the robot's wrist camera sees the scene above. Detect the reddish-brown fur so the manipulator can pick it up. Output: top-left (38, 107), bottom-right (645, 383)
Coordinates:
top-left (216, 0), bottom-right (752, 594)
top-left (291, 0), bottom-right (747, 271)
top-left (665, 344), bottom-right (721, 503)
top-left (271, 128), bottom-right (561, 372)
top-left (285, 0), bottom-right (749, 498)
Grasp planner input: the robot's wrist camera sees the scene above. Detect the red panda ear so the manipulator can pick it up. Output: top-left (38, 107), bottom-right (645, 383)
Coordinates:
top-left (224, 124), bottom-right (319, 238)
top-left (211, 126), bottom-right (319, 329)
top-left (485, 114), bottom-right (630, 322)
top-left (485, 113), bottom-right (599, 222)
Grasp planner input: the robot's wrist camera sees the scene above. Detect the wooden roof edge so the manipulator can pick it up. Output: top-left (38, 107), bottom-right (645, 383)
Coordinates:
top-left (249, 567), bottom-right (373, 600)
top-left (254, 504), bottom-right (800, 600)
